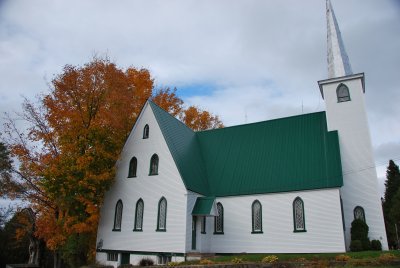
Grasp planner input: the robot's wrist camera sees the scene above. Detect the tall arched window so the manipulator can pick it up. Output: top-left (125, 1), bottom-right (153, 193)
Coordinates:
top-left (354, 206), bottom-right (366, 222)
top-left (113, 200), bottom-right (123, 231)
top-left (157, 197), bottom-right (167, 231)
top-left (149, 154), bottom-right (159, 175)
top-left (293, 197), bottom-right (306, 232)
top-left (214, 202), bottom-right (224, 234)
top-left (143, 124), bottom-right (149, 139)
top-left (337, 83), bottom-right (350, 102)
top-left (133, 199), bottom-right (144, 231)
top-left (128, 157), bottom-right (137, 178)
top-left (252, 200), bottom-right (263, 233)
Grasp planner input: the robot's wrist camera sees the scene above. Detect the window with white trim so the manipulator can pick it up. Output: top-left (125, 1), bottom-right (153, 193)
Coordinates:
top-left (149, 154), bottom-right (159, 175)
top-left (113, 200), bottom-right (123, 231)
top-left (337, 83), bottom-right (351, 102)
top-left (134, 199), bottom-right (144, 231)
top-left (157, 197), bottom-right (167, 231)
top-left (143, 124), bottom-right (149, 139)
top-left (252, 200), bottom-right (263, 233)
top-left (201, 216), bottom-right (206, 234)
top-left (354, 206), bottom-right (366, 222)
top-left (214, 202), bottom-right (224, 234)
top-left (293, 197), bottom-right (306, 232)
top-left (128, 157), bottom-right (137, 178)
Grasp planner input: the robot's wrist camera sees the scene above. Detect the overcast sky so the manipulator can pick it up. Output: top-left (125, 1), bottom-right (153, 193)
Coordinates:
top-left (0, 0), bottom-right (399, 205)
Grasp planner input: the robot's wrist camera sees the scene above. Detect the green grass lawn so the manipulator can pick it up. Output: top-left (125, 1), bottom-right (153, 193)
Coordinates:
top-left (175, 250), bottom-right (400, 267)
top-left (210, 250), bottom-right (400, 262)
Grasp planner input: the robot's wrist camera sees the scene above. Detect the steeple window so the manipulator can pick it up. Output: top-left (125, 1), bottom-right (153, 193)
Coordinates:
top-left (337, 83), bottom-right (351, 102)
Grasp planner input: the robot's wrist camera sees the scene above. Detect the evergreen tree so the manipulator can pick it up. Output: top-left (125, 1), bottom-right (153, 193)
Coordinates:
top-left (382, 160), bottom-right (400, 249)
top-left (350, 219), bottom-right (370, 251)
top-left (389, 187), bottom-right (400, 248)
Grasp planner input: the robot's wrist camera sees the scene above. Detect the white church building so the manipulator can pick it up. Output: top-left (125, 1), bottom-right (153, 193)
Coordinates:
top-left (96, 1), bottom-right (388, 266)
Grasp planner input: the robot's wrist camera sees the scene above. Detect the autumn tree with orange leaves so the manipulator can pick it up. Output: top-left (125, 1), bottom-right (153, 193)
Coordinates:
top-left (1, 56), bottom-right (223, 267)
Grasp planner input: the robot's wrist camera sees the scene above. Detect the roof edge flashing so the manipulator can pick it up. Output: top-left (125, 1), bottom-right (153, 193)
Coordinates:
top-left (318, 72), bottom-right (365, 99)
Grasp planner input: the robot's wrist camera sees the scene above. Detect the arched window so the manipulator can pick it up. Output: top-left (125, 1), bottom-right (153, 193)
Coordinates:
top-left (128, 157), bottom-right (137, 178)
top-left (157, 197), bottom-right (167, 231)
top-left (354, 206), bottom-right (366, 222)
top-left (143, 124), bottom-right (149, 139)
top-left (149, 154), bottom-right (159, 175)
top-left (252, 200), bottom-right (263, 233)
top-left (293, 197), bottom-right (306, 232)
top-left (337, 83), bottom-right (350, 102)
top-left (113, 200), bottom-right (123, 231)
top-left (214, 202), bottom-right (224, 234)
top-left (133, 199), bottom-right (144, 231)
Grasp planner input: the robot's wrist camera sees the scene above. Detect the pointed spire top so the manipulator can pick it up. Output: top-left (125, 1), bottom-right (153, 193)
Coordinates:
top-left (326, 0), bottom-right (353, 78)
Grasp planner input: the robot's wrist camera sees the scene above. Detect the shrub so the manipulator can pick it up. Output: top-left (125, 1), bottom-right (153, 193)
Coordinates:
top-left (378, 253), bottom-right (396, 264)
top-left (350, 240), bottom-right (363, 252)
top-left (139, 258), bottom-right (154, 266)
top-left (350, 219), bottom-right (370, 250)
top-left (351, 219), bottom-right (368, 240)
top-left (261, 255), bottom-right (278, 263)
top-left (118, 265), bottom-right (134, 268)
top-left (371, 239), bottom-right (382, 251)
top-left (199, 259), bottom-right (214, 265)
top-left (231, 257), bottom-right (243, 264)
top-left (335, 254), bottom-right (351, 262)
top-left (295, 257), bottom-right (307, 262)
top-left (361, 237), bottom-right (371, 250)
top-left (167, 262), bottom-right (180, 266)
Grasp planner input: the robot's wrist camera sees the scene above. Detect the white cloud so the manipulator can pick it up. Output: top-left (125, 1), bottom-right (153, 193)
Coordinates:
top-left (0, 0), bottom-right (399, 193)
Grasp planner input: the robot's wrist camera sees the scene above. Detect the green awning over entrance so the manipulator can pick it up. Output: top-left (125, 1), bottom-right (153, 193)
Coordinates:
top-left (192, 197), bottom-right (217, 216)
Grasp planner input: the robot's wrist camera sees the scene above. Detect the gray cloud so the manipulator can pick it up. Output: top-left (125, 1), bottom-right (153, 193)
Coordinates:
top-left (0, 0), bottom-right (399, 196)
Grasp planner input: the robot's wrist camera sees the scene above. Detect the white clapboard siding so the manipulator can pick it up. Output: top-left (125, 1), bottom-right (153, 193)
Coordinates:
top-left (321, 75), bottom-right (388, 250)
top-left (192, 188), bottom-right (346, 253)
top-left (96, 102), bottom-right (187, 254)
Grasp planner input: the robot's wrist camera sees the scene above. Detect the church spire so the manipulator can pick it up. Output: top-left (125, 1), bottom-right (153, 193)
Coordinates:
top-left (326, 0), bottom-right (353, 78)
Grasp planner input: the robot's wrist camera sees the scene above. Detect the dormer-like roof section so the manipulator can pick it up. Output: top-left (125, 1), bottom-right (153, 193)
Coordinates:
top-left (149, 101), bottom-right (210, 195)
top-left (149, 101), bottom-right (343, 197)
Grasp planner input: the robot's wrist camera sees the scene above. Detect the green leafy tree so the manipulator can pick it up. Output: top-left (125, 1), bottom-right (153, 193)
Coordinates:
top-left (382, 160), bottom-right (400, 249)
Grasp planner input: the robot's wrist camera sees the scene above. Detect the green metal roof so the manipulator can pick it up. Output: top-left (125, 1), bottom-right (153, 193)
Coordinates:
top-left (149, 101), bottom-right (343, 197)
top-left (192, 197), bottom-right (216, 215)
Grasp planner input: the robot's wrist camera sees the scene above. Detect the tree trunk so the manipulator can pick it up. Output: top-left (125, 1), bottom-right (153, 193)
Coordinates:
top-left (28, 238), bottom-right (40, 264)
top-left (54, 251), bottom-right (62, 268)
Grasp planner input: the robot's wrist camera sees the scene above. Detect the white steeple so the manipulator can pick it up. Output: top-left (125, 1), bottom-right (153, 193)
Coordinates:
top-left (326, 0), bottom-right (353, 78)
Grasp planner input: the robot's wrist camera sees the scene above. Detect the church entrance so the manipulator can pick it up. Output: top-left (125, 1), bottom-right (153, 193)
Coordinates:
top-left (192, 216), bottom-right (197, 250)
top-left (121, 253), bottom-right (130, 265)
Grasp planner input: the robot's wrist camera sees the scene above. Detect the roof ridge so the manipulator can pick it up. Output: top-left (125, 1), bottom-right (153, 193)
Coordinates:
top-left (198, 111), bottom-right (326, 133)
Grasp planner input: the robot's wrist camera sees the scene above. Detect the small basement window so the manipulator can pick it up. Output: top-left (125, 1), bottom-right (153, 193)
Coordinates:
top-left (107, 252), bottom-right (118, 262)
